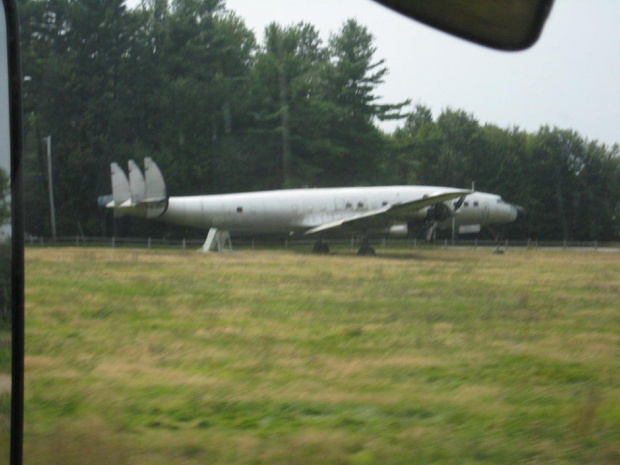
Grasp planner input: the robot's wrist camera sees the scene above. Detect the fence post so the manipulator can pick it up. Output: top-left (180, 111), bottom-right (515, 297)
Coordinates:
top-left (148, 237), bottom-right (151, 249)
top-left (182, 238), bottom-right (186, 250)
top-left (594, 240), bottom-right (598, 250)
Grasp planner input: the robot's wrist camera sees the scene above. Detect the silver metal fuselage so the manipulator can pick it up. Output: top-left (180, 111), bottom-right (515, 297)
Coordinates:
top-left (161, 186), bottom-right (518, 236)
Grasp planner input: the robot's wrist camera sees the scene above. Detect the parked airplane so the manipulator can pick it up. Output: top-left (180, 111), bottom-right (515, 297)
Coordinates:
top-left (105, 158), bottom-right (524, 254)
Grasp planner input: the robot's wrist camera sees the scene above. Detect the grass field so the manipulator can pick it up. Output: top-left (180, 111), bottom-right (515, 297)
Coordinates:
top-left (23, 247), bottom-right (620, 464)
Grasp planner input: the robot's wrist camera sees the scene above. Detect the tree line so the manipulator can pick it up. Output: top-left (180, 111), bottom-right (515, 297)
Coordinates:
top-left (18, 0), bottom-right (620, 241)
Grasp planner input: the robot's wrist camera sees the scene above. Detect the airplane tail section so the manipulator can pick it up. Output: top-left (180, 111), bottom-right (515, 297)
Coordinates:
top-left (110, 162), bottom-right (131, 217)
top-left (144, 157), bottom-right (166, 202)
top-left (128, 159), bottom-right (146, 203)
top-left (106, 158), bottom-right (168, 219)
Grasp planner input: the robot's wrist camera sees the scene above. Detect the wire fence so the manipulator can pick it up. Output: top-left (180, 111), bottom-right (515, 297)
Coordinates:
top-left (24, 235), bottom-right (620, 252)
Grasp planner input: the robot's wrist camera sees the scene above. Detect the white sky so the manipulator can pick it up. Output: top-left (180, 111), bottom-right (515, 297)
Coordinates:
top-left (128, 0), bottom-right (620, 146)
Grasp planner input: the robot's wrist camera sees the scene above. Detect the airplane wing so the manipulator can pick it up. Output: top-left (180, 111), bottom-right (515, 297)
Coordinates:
top-left (304, 189), bottom-right (471, 236)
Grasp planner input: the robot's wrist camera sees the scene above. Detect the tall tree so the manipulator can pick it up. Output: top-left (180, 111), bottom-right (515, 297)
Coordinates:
top-left (321, 19), bottom-right (409, 185)
top-left (390, 104), bottom-right (441, 185)
top-left (250, 22), bottom-right (330, 188)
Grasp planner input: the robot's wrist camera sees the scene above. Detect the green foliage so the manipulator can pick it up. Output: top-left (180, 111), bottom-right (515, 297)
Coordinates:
top-left (392, 107), bottom-right (620, 240)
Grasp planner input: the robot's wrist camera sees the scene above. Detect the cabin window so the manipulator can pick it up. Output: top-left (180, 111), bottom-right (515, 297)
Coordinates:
top-left (382, 201), bottom-right (388, 206)
top-left (237, 206), bottom-right (243, 213)
top-left (464, 201), bottom-right (469, 207)
top-left (473, 201), bottom-right (479, 207)
top-left (345, 202), bottom-right (352, 208)
top-left (357, 202), bottom-right (364, 209)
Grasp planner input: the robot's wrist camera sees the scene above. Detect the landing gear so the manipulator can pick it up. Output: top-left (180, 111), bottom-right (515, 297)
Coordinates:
top-left (312, 240), bottom-right (330, 254)
top-left (357, 237), bottom-right (375, 256)
top-left (357, 245), bottom-right (375, 256)
top-left (200, 228), bottom-right (232, 253)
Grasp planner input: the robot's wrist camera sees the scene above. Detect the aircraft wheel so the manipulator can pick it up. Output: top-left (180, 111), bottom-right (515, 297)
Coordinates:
top-left (312, 242), bottom-right (330, 254)
top-left (357, 246), bottom-right (375, 256)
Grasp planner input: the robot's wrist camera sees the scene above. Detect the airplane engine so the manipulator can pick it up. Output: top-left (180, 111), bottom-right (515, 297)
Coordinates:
top-left (426, 202), bottom-right (452, 222)
top-left (388, 224), bottom-right (408, 237)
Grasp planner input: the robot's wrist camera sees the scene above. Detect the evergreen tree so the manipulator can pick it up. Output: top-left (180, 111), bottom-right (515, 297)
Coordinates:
top-left (321, 19), bottom-right (409, 185)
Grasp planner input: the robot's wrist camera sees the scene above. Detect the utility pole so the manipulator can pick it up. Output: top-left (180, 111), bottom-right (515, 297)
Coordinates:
top-left (43, 135), bottom-right (56, 241)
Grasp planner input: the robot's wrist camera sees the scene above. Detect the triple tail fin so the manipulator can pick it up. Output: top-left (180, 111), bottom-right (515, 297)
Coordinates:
top-left (107, 158), bottom-right (168, 218)
top-left (142, 157), bottom-right (167, 218)
top-left (110, 162), bottom-right (131, 217)
top-left (144, 157), bottom-right (166, 201)
top-left (128, 160), bottom-right (146, 203)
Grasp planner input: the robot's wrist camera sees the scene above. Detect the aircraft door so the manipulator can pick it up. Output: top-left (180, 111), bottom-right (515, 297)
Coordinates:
top-left (482, 202), bottom-right (490, 224)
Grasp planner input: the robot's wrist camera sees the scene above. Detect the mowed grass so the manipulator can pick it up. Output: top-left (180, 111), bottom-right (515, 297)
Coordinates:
top-left (23, 247), bottom-right (620, 464)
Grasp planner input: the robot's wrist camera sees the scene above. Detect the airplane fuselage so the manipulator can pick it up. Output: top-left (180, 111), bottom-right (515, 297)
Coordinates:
top-left (106, 158), bottom-right (524, 253)
top-left (161, 186), bottom-right (518, 236)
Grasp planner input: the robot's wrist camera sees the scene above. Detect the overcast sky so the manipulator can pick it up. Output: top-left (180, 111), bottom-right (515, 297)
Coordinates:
top-left (128, 0), bottom-right (620, 146)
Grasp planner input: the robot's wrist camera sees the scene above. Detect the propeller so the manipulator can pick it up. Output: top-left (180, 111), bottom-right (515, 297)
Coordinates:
top-left (453, 195), bottom-right (466, 211)
top-left (427, 202), bottom-right (452, 221)
top-left (425, 222), bottom-right (437, 241)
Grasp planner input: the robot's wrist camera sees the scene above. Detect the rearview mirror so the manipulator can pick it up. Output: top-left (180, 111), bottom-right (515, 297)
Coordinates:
top-left (0, 0), bottom-right (23, 464)
top-left (374, 0), bottom-right (555, 50)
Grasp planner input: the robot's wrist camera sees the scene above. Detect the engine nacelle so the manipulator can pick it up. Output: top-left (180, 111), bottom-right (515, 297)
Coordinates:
top-left (388, 224), bottom-right (409, 237)
top-left (427, 202), bottom-right (452, 222)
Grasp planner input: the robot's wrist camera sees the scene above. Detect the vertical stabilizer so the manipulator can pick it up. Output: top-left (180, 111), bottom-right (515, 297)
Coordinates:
top-left (111, 162), bottom-right (130, 205)
top-left (128, 159), bottom-right (146, 203)
top-left (144, 157), bottom-right (167, 201)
